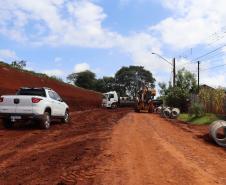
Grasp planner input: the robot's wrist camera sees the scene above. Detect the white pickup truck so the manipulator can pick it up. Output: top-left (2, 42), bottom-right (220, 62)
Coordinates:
top-left (0, 87), bottom-right (69, 129)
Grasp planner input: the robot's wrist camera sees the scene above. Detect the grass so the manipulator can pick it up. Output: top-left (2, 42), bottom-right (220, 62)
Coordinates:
top-left (178, 113), bottom-right (226, 125)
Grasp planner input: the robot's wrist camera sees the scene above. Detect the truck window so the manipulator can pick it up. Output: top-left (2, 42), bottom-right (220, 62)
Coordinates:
top-left (53, 91), bottom-right (62, 101)
top-left (109, 94), bottom-right (114, 99)
top-left (48, 91), bottom-right (57, 100)
top-left (17, 89), bottom-right (46, 97)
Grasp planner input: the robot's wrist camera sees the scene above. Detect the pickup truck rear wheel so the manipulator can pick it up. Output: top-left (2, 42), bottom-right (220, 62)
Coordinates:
top-left (62, 110), bottom-right (70, 123)
top-left (3, 119), bottom-right (13, 129)
top-left (40, 112), bottom-right (51, 129)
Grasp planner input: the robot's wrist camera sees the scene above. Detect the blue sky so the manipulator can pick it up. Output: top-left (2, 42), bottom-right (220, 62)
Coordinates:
top-left (1, 0), bottom-right (226, 87)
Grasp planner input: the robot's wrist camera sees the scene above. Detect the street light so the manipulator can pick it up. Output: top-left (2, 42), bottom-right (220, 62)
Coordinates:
top-left (152, 52), bottom-right (176, 87)
top-left (151, 52), bottom-right (172, 66)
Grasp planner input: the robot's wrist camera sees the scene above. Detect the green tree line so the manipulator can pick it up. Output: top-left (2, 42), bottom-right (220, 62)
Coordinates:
top-left (67, 66), bottom-right (156, 96)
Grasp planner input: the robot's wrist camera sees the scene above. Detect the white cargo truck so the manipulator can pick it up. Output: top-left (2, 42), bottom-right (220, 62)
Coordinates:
top-left (102, 91), bottom-right (135, 109)
top-left (102, 91), bottom-right (119, 109)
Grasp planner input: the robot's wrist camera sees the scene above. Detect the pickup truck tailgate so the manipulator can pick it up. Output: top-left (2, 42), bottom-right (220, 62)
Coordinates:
top-left (0, 96), bottom-right (33, 114)
top-left (0, 96), bottom-right (16, 113)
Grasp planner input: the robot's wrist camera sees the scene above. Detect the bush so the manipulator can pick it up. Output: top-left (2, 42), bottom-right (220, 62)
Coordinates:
top-left (164, 86), bottom-right (190, 112)
top-left (11, 60), bottom-right (26, 70)
top-left (189, 103), bottom-right (205, 117)
top-left (50, 75), bottom-right (64, 82)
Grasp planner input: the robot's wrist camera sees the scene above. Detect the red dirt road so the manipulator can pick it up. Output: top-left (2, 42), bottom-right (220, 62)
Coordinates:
top-left (99, 113), bottom-right (226, 185)
top-left (1, 109), bottom-right (226, 185)
top-left (0, 108), bottom-right (130, 185)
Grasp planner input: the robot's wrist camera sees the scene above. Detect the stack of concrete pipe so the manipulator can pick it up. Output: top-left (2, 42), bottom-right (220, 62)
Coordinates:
top-left (209, 120), bottom-right (226, 147)
top-left (156, 106), bottom-right (180, 119)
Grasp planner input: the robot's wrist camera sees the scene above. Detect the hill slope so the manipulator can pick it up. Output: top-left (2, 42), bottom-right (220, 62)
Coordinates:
top-left (0, 63), bottom-right (102, 111)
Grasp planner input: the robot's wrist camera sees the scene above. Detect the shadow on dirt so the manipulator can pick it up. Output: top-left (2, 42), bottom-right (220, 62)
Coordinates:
top-left (196, 133), bottom-right (221, 147)
top-left (0, 120), bottom-right (69, 131)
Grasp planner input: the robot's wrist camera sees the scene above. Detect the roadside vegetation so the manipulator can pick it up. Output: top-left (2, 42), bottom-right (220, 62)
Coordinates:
top-left (178, 113), bottom-right (225, 125)
top-left (159, 68), bottom-right (197, 112)
top-left (159, 68), bottom-right (226, 125)
top-left (67, 66), bottom-right (156, 96)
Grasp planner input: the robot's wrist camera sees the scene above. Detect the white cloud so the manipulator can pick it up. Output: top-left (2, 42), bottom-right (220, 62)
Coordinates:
top-left (43, 69), bottom-right (64, 77)
top-left (200, 72), bottom-right (226, 88)
top-left (0, 0), bottom-right (165, 74)
top-left (2, 0), bottom-right (226, 87)
top-left (118, 33), bottom-right (167, 72)
top-left (0, 0), bottom-right (119, 48)
top-left (151, 0), bottom-right (226, 50)
top-left (74, 62), bottom-right (90, 72)
top-left (0, 49), bottom-right (17, 62)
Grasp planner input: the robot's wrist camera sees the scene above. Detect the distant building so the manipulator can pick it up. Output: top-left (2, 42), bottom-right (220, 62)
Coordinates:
top-left (199, 84), bottom-right (215, 91)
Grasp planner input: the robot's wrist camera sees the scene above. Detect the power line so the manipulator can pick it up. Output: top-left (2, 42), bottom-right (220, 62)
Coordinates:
top-left (200, 63), bottom-right (226, 71)
top-left (178, 29), bottom-right (226, 60)
top-left (178, 50), bottom-right (225, 68)
top-left (190, 45), bottom-right (226, 62)
top-left (199, 51), bottom-right (225, 61)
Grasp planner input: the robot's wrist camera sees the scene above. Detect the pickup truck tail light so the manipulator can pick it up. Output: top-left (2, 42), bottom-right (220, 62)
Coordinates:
top-left (0, 97), bottom-right (3, 103)
top-left (32, 97), bottom-right (42, 103)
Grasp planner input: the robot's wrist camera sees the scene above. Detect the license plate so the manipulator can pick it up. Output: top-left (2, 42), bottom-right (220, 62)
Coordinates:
top-left (11, 116), bottom-right (22, 120)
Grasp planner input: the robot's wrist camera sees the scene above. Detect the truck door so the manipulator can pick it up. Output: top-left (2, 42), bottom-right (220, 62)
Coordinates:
top-left (52, 91), bottom-right (65, 116)
top-left (47, 91), bottom-right (59, 116)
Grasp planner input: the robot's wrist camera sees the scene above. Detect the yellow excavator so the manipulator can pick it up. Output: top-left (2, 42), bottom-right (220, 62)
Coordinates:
top-left (135, 86), bottom-right (156, 113)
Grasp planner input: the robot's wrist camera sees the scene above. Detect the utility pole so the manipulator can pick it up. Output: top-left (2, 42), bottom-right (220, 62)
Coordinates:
top-left (152, 53), bottom-right (176, 87)
top-left (198, 61), bottom-right (200, 93)
top-left (173, 58), bottom-right (176, 87)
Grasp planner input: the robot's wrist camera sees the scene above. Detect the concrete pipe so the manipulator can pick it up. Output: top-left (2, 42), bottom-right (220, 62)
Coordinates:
top-left (171, 108), bottom-right (180, 119)
top-left (156, 106), bottom-right (162, 114)
top-left (209, 120), bottom-right (226, 147)
top-left (159, 106), bottom-right (165, 117)
top-left (163, 107), bottom-right (171, 118)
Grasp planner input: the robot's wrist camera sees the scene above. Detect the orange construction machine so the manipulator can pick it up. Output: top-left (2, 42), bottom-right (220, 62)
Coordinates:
top-left (135, 86), bottom-right (156, 113)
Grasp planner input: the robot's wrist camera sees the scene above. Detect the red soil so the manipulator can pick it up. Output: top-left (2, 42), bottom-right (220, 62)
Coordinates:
top-left (0, 64), bottom-right (102, 111)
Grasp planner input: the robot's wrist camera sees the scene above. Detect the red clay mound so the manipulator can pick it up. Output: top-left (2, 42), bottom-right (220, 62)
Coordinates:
top-left (0, 63), bottom-right (102, 111)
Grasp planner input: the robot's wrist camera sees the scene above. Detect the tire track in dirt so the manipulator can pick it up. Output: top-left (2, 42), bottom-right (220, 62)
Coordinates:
top-left (0, 108), bottom-right (130, 185)
top-left (99, 113), bottom-right (226, 185)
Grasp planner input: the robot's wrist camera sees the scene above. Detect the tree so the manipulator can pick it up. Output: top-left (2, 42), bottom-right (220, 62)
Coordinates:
top-left (115, 66), bottom-right (155, 97)
top-left (175, 68), bottom-right (197, 93)
top-left (159, 68), bottom-right (197, 111)
top-left (67, 70), bottom-right (96, 90)
top-left (11, 60), bottom-right (26, 69)
top-left (66, 66), bottom-right (156, 94)
top-left (94, 77), bottom-right (116, 93)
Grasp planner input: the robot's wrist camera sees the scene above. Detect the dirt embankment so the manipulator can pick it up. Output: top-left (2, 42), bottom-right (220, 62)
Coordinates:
top-left (0, 64), bottom-right (102, 111)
